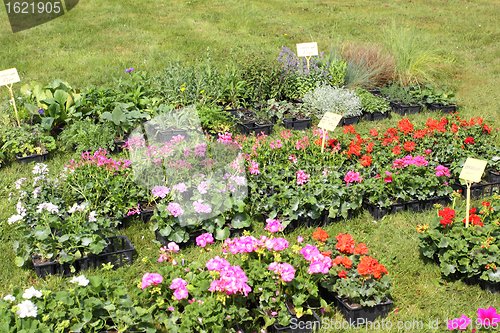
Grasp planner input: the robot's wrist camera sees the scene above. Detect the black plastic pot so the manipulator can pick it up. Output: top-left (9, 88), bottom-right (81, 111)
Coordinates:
top-left (97, 235), bottom-right (134, 269)
top-left (342, 115), bottom-right (360, 126)
top-left (487, 170), bottom-right (500, 183)
top-left (332, 293), bottom-right (392, 326)
top-left (32, 255), bottom-right (98, 280)
top-left (450, 180), bottom-right (500, 199)
top-left (139, 203), bottom-right (155, 223)
top-left (282, 117), bottom-right (312, 130)
top-left (362, 111), bottom-right (390, 122)
top-left (15, 152), bottom-right (49, 165)
top-left (390, 102), bottom-right (422, 116)
top-left (363, 196), bottom-right (449, 220)
top-left (426, 103), bottom-right (458, 114)
top-left (238, 122), bottom-right (273, 136)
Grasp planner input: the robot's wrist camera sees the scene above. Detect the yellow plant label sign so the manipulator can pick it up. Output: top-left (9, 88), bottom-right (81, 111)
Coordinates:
top-left (0, 68), bottom-right (20, 86)
top-left (296, 42), bottom-right (318, 57)
top-left (318, 112), bottom-right (342, 132)
top-left (459, 157), bottom-right (488, 183)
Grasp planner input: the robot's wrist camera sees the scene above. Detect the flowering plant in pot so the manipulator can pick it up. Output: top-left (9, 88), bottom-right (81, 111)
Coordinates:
top-left (223, 220), bottom-right (331, 329)
top-left (363, 155), bottom-right (453, 209)
top-left (0, 124), bottom-right (56, 161)
top-left (417, 195), bottom-right (500, 287)
top-left (136, 240), bottom-right (252, 333)
top-left (321, 233), bottom-right (391, 308)
top-left (0, 273), bottom-right (155, 333)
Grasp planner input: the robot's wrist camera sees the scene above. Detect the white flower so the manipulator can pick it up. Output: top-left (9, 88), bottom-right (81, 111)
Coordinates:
top-left (14, 178), bottom-right (27, 190)
top-left (32, 186), bottom-right (41, 199)
top-left (70, 275), bottom-right (89, 286)
top-left (22, 287), bottom-right (42, 299)
top-left (16, 300), bottom-right (37, 318)
top-left (3, 294), bottom-right (15, 302)
top-left (32, 163), bottom-right (49, 175)
top-left (68, 203), bottom-right (78, 214)
top-left (88, 211), bottom-right (97, 222)
top-left (36, 203), bottom-right (59, 214)
top-left (25, 90), bottom-right (32, 96)
top-left (16, 201), bottom-right (26, 216)
top-left (8, 214), bottom-right (23, 224)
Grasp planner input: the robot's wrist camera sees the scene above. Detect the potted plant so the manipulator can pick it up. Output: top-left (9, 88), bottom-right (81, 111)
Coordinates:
top-left (58, 118), bottom-right (117, 154)
top-left (417, 84), bottom-right (458, 113)
top-left (418, 196), bottom-right (500, 292)
top-left (355, 89), bottom-right (391, 121)
top-left (380, 84), bottom-right (422, 116)
top-left (302, 85), bottom-right (363, 126)
top-left (363, 157), bottom-right (453, 219)
top-left (264, 99), bottom-right (312, 130)
top-left (321, 233), bottom-right (392, 325)
top-left (0, 124), bottom-right (56, 164)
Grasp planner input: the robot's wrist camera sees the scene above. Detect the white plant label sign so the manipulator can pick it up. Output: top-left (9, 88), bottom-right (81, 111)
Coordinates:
top-left (296, 42), bottom-right (318, 57)
top-left (0, 68), bottom-right (20, 86)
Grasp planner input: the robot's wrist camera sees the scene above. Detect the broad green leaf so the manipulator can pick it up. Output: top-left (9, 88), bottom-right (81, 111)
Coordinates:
top-left (215, 227), bottom-right (230, 240)
top-left (231, 212), bottom-right (251, 228)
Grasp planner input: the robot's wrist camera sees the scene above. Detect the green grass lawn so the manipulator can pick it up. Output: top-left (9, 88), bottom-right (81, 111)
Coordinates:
top-left (1, 0), bottom-right (500, 332)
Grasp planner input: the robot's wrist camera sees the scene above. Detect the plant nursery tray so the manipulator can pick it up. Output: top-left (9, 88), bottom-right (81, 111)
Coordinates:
top-left (262, 301), bottom-right (321, 333)
top-left (237, 122), bottom-right (273, 136)
top-left (32, 255), bottom-right (98, 280)
top-left (362, 111), bottom-right (390, 122)
top-left (97, 235), bottom-right (134, 269)
top-left (390, 102), bottom-right (422, 116)
top-left (363, 196), bottom-right (449, 220)
top-left (339, 115), bottom-right (360, 126)
top-left (487, 170), bottom-right (500, 183)
top-left (426, 103), bottom-right (458, 114)
top-left (461, 276), bottom-right (500, 293)
top-left (332, 293), bottom-right (392, 326)
top-left (282, 117), bottom-right (312, 130)
top-left (16, 152), bottom-right (49, 165)
top-left (450, 180), bottom-right (500, 199)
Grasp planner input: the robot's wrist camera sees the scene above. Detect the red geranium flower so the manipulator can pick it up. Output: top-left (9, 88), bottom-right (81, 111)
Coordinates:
top-left (354, 243), bottom-right (369, 254)
top-left (369, 129), bottom-right (378, 137)
top-left (464, 137), bottom-right (475, 144)
top-left (360, 154), bottom-right (373, 167)
top-left (343, 125), bottom-right (356, 134)
top-left (403, 141), bottom-right (417, 152)
top-left (335, 233), bottom-right (356, 254)
top-left (392, 145), bottom-right (402, 155)
top-left (398, 118), bottom-right (414, 135)
top-left (313, 227), bottom-right (329, 242)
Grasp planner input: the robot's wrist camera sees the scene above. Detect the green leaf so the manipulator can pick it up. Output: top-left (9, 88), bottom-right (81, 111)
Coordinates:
top-left (215, 227), bottom-right (230, 240)
top-left (34, 227), bottom-right (50, 241)
top-left (111, 106), bottom-right (127, 125)
top-left (15, 256), bottom-right (25, 267)
top-left (231, 212), bottom-right (251, 228)
top-left (54, 90), bottom-right (68, 106)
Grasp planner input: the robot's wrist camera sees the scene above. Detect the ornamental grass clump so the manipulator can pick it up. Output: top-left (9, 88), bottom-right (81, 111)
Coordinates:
top-left (418, 195), bottom-right (500, 283)
top-left (321, 233), bottom-right (391, 307)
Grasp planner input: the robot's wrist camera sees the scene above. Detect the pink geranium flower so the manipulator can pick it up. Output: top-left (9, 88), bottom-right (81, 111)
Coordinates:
top-left (265, 218), bottom-right (284, 233)
top-left (344, 171), bottom-right (362, 184)
top-left (477, 307), bottom-right (500, 326)
top-left (447, 315), bottom-right (472, 331)
top-left (141, 273), bottom-right (163, 289)
top-left (169, 278), bottom-right (188, 290)
top-left (196, 233), bottom-right (214, 248)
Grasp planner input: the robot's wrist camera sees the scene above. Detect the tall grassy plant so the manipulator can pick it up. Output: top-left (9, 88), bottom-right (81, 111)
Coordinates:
top-left (383, 22), bottom-right (448, 86)
top-left (341, 42), bottom-right (396, 90)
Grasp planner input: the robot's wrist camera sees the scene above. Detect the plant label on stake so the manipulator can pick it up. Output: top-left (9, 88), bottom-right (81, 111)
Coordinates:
top-left (0, 68), bottom-right (21, 126)
top-left (459, 157), bottom-right (488, 227)
top-left (296, 42), bottom-right (318, 72)
top-left (318, 112), bottom-right (342, 153)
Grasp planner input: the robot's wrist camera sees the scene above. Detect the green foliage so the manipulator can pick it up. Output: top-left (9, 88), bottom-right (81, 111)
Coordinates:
top-left (414, 84), bottom-right (456, 106)
top-left (0, 124), bottom-right (56, 158)
top-left (239, 53), bottom-right (286, 102)
top-left (418, 196), bottom-right (500, 283)
top-left (355, 89), bottom-right (391, 114)
top-left (302, 85), bottom-right (362, 118)
top-left (380, 84), bottom-right (421, 105)
top-left (58, 118), bottom-right (117, 153)
top-left (197, 103), bottom-right (233, 135)
top-left (99, 103), bottom-right (148, 138)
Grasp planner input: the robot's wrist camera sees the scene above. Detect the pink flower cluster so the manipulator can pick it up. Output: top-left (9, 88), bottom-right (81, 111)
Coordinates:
top-left (288, 154), bottom-right (298, 163)
top-left (264, 218), bottom-right (284, 233)
top-left (206, 256), bottom-right (231, 271)
top-left (152, 185), bottom-right (170, 198)
top-left (196, 233), bottom-right (214, 248)
top-left (392, 155), bottom-right (428, 169)
top-left (296, 170), bottom-right (311, 185)
top-left (193, 199), bottom-right (211, 214)
top-left (435, 165), bottom-right (450, 177)
top-left (217, 132), bottom-right (234, 145)
top-left (300, 244), bottom-right (333, 274)
top-left (447, 307), bottom-right (500, 331)
top-left (194, 143), bottom-right (207, 157)
top-left (270, 140), bottom-right (282, 149)
top-left (312, 126), bottom-right (330, 141)
top-left (170, 278), bottom-right (189, 300)
top-left (66, 149), bottom-right (131, 171)
top-left (344, 171), bottom-right (363, 184)
top-left (296, 136), bottom-right (310, 150)
top-left (141, 273), bottom-right (163, 289)
top-left (223, 236), bottom-right (264, 254)
top-left (248, 160), bottom-right (260, 175)
top-left (166, 202), bottom-right (184, 217)
top-left (268, 262), bottom-right (295, 282)
top-left (264, 237), bottom-right (289, 251)
top-left (208, 264), bottom-right (252, 296)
